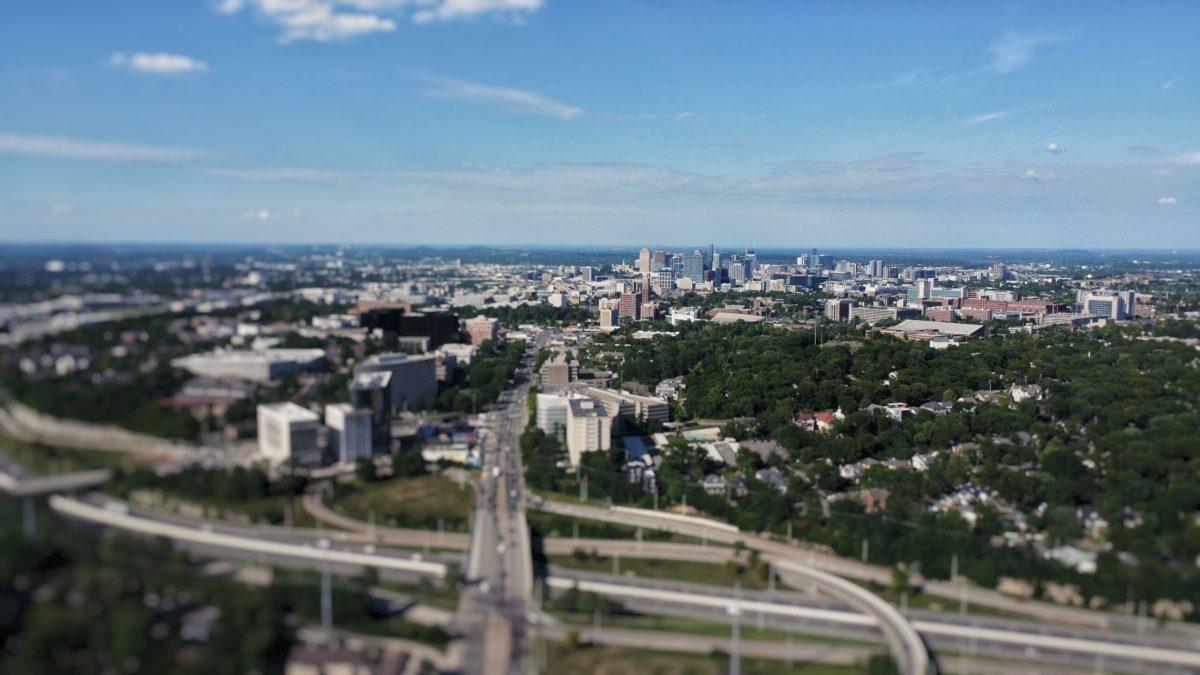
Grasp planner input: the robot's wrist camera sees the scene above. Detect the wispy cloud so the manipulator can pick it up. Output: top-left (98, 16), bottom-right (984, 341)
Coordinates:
top-left (673, 112), bottom-right (697, 121)
top-left (217, 0), bottom-right (543, 42)
top-left (1045, 142), bottom-right (1065, 153)
top-left (1172, 152), bottom-right (1200, 165)
top-left (419, 75), bottom-right (583, 120)
top-left (50, 203), bottom-right (74, 217)
top-left (0, 132), bottom-right (209, 162)
top-left (1160, 75), bottom-right (1183, 92)
top-left (205, 166), bottom-right (341, 182)
top-left (987, 31), bottom-right (1068, 74)
top-left (109, 51), bottom-right (209, 75)
top-left (965, 110), bottom-right (1010, 125)
top-left (1156, 196), bottom-right (1179, 205)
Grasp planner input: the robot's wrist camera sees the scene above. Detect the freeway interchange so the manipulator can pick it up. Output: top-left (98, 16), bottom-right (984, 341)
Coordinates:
top-left (34, 332), bottom-right (1200, 674)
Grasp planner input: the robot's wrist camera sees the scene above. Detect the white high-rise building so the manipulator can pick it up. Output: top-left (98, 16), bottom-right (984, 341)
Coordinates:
top-left (325, 403), bottom-right (373, 466)
top-left (566, 397), bottom-right (613, 468)
top-left (257, 402), bottom-right (321, 465)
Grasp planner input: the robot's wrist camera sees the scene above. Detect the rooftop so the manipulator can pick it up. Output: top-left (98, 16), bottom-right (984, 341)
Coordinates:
top-left (890, 319), bottom-right (985, 337)
top-left (258, 401), bottom-right (319, 422)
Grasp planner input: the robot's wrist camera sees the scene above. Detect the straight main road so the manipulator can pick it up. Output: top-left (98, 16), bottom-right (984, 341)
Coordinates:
top-left (456, 337), bottom-right (541, 675)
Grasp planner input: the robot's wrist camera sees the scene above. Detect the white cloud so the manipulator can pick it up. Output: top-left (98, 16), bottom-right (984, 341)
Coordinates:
top-left (421, 75), bottom-right (583, 120)
top-left (1172, 152), bottom-right (1200, 165)
top-left (217, 0), bottom-right (542, 42)
top-left (987, 31), bottom-right (1066, 74)
top-left (1023, 169), bottom-right (1057, 181)
top-left (1045, 142), bottom-right (1065, 153)
top-left (50, 203), bottom-right (74, 216)
top-left (1161, 76), bottom-right (1183, 92)
top-left (0, 132), bottom-right (208, 162)
top-left (965, 111), bottom-right (1009, 125)
top-left (218, 0), bottom-right (395, 42)
top-left (673, 112), bottom-right (697, 121)
top-left (1157, 196), bottom-right (1178, 205)
top-left (412, 0), bottom-right (543, 24)
top-left (109, 52), bottom-right (209, 75)
top-left (206, 166), bottom-right (340, 182)
top-left (241, 208), bottom-right (304, 221)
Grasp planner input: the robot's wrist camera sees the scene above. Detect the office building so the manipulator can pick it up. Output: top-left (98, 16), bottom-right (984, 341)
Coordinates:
top-left (539, 356), bottom-right (579, 388)
top-left (682, 250), bottom-right (706, 284)
top-left (916, 279), bottom-right (934, 300)
top-left (536, 392), bottom-right (571, 438)
top-left (580, 266), bottom-right (594, 282)
top-left (638, 248), bottom-right (651, 276)
top-left (349, 371), bottom-right (392, 450)
top-left (825, 298), bottom-right (853, 321)
top-left (434, 351), bottom-right (457, 382)
top-left (1076, 289), bottom-right (1136, 320)
top-left (583, 386), bottom-right (669, 431)
top-left (850, 306), bottom-right (920, 325)
top-left (655, 269), bottom-right (676, 291)
top-left (618, 292), bottom-right (640, 320)
top-left (599, 307), bottom-right (619, 332)
top-left (566, 397), bottom-right (613, 467)
top-left (358, 309), bottom-right (460, 348)
top-left (173, 348), bottom-right (325, 383)
top-left (438, 342), bottom-right (477, 365)
top-left (325, 403), bottom-right (372, 465)
top-left (465, 315), bottom-right (499, 346)
top-left (931, 286), bottom-right (968, 300)
top-left (869, 260), bottom-right (885, 278)
top-left (257, 402), bottom-right (320, 465)
top-left (354, 353), bottom-right (438, 412)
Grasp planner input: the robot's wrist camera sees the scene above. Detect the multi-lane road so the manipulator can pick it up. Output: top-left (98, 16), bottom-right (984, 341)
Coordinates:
top-left (457, 338), bottom-right (540, 675)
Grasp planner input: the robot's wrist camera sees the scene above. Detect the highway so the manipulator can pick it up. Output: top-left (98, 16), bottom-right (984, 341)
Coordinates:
top-left (456, 338), bottom-right (540, 675)
top-left (0, 447), bottom-right (111, 497)
top-left (47, 487), bottom-right (1200, 673)
top-left (532, 498), bottom-right (930, 675)
top-left (544, 574), bottom-right (1200, 674)
top-left (49, 494), bottom-right (448, 578)
top-left (532, 498), bottom-right (1200, 641)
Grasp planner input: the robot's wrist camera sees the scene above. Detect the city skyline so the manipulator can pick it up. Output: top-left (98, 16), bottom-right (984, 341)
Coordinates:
top-left (1, 1), bottom-right (1198, 246)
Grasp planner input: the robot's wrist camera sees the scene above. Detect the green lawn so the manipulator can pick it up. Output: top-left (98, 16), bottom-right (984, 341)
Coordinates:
top-left (330, 474), bottom-right (474, 531)
top-left (119, 489), bottom-right (319, 528)
top-left (543, 643), bottom-right (868, 675)
top-left (550, 554), bottom-right (769, 591)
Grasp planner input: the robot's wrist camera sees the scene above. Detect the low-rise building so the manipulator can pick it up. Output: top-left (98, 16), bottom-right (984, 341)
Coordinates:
top-left (173, 348), bottom-right (325, 383)
top-left (465, 316), bottom-right (499, 346)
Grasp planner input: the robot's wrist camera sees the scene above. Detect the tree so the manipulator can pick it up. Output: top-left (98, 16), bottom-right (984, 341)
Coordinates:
top-left (355, 456), bottom-right (379, 482)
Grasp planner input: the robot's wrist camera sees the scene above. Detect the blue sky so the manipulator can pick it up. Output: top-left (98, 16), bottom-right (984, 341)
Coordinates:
top-left (0, 1), bottom-right (1196, 248)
